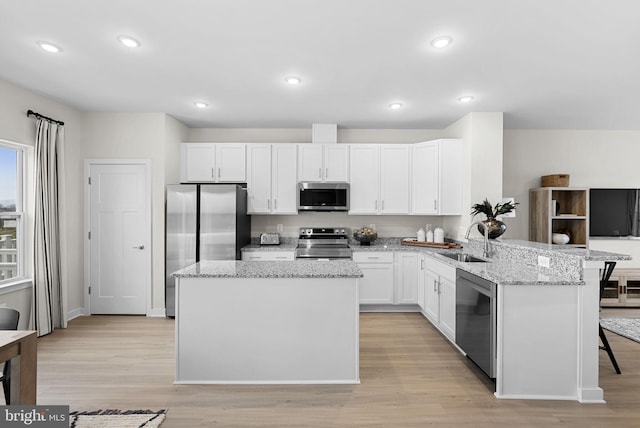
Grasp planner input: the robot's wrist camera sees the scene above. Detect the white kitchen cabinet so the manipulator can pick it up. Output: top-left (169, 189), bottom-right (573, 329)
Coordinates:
top-left (298, 144), bottom-right (349, 182)
top-left (247, 144), bottom-right (297, 214)
top-left (180, 143), bottom-right (246, 183)
top-left (394, 252), bottom-right (419, 304)
top-left (410, 139), bottom-right (463, 215)
top-left (353, 252), bottom-right (394, 304)
top-left (349, 144), bottom-right (410, 215)
top-left (417, 254), bottom-right (427, 310)
top-left (422, 255), bottom-right (456, 342)
top-left (242, 251), bottom-right (295, 261)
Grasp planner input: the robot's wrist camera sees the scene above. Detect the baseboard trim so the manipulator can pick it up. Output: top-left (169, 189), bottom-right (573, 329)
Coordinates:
top-left (67, 307), bottom-right (88, 321)
top-left (147, 307), bottom-right (166, 317)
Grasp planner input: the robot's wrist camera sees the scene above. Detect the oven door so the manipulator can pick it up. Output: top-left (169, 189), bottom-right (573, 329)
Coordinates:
top-left (297, 182), bottom-right (349, 211)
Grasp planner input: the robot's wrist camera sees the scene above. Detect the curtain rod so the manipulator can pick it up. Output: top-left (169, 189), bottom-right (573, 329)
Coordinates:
top-left (27, 109), bottom-right (65, 126)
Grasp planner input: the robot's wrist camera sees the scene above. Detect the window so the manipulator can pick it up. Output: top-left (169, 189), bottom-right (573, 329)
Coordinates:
top-left (0, 140), bottom-right (25, 283)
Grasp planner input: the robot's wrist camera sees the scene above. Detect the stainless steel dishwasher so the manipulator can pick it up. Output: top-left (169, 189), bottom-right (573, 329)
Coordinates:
top-left (455, 269), bottom-right (497, 379)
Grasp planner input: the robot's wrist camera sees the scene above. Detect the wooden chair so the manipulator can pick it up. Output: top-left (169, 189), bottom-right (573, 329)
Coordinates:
top-left (0, 308), bottom-right (20, 404)
top-left (599, 262), bottom-right (621, 374)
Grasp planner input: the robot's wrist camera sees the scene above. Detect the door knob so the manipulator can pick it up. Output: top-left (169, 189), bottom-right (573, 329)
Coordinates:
top-left (132, 245), bottom-right (145, 250)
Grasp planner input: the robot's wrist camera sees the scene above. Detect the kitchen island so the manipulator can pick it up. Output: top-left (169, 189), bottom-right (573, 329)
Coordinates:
top-left (172, 260), bottom-right (362, 384)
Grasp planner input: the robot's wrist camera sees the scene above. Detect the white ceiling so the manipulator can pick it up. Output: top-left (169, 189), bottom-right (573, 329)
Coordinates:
top-left (1, 0), bottom-right (639, 130)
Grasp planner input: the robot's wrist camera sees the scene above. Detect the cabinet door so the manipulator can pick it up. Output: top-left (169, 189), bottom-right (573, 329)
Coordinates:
top-left (438, 139), bottom-right (463, 215)
top-left (439, 275), bottom-right (456, 341)
top-left (181, 143), bottom-right (216, 182)
top-left (298, 145), bottom-right (323, 181)
top-left (380, 145), bottom-right (410, 214)
top-left (394, 252), bottom-right (418, 304)
top-left (324, 145), bottom-right (349, 181)
top-left (349, 145), bottom-right (380, 214)
top-left (417, 255), bottom-right (426, 310)
top-left (271, 144), bottom-right (298, 214)
top-left (354, 252), bottom-right (394, 304)
top-left (246, 144), bottom-right (272, 214)
top-left (424, 268), bottom-right (440, 323)
top-left (411, 142), bottom-right (438, 214)
top-left (216, 144), bottom-right (246, 182)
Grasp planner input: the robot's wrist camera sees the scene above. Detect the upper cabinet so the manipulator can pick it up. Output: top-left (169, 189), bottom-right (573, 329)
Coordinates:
top-left (298, 144), bottom-right (349, 182)
top-left (180, 143), bottom-right (246, 183)
top-left (410, 139), bottom-right (463, 215)
top-left (349, 144), bottom-right (410, 215)
top-left (246, 144), bottom-right (297, 215)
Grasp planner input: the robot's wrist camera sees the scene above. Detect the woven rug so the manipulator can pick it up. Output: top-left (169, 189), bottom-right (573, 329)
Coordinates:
top-left (69, 409), bottom-right (166, 428)
top-left (601, 318), bottom-right (640, 343)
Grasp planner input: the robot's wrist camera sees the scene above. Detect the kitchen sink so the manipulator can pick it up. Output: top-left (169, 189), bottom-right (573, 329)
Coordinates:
top-left (438, 252), bottom-right (487, 263)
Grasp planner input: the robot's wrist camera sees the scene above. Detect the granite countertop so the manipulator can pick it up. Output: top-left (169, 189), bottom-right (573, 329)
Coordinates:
top-left (237, 237), bottom-right (632, 286)
top-left (172, 259), bottom-right (363, 279)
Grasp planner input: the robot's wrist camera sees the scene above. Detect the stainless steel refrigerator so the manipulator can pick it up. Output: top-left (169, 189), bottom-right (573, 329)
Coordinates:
top-left (165, 184), bottom-right (251, 317)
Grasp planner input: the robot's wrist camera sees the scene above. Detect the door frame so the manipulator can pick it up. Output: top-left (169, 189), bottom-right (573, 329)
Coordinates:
top-left (83, 159), bottom-right (153, 316)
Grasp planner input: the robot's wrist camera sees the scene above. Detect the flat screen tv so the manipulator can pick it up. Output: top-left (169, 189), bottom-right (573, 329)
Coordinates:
top-left (589, 188), bottom-right (640, 237)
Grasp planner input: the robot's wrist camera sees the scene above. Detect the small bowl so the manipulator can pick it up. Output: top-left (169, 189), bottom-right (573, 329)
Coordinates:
top-left (354, 232), bottom-right (377, 246)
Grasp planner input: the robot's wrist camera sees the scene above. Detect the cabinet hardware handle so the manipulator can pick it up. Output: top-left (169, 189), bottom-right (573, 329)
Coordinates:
top-left (276, 256), bottom-right (288, 259)
top-left (325, 167), bottom-right (328, 178)
top-left (434, 200), bottom-right (437, 210)
top-left (268, 199), bottom-right (271, 209)
top-left (218, 167), bottom-right (221, 178)
top-left (434, 279), bottom-right (438, 293)
top-left (274, 199), bottom-right (277, 209)
top-left (212, 167), bottom-right (215, 178)
top-left (375, 200), bottom-right (378, 210)
top-left (368, 256), bottom-right (379, 259)
top-left (132, 245), bottom-right (144, 250)
top-left (382, 200), bottom-right (385, 210)
top-left (421, 259), bottom-right (424, 269)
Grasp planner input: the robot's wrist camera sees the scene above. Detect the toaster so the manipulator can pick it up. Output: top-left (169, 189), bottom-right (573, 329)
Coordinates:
top-left (260, 233), bottom-right (280, 245)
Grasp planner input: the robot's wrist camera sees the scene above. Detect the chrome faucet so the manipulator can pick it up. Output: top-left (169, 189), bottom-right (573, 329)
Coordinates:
top-left (465, 221), bottom-right (490, 258)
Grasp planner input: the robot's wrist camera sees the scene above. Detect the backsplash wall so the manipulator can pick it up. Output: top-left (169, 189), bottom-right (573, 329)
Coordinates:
top-left (251, 213), bottom-right (453, 239)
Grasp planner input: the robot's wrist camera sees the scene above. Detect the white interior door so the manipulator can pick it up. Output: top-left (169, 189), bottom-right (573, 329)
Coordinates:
top-left (87, 162), bottom-right (150, 314)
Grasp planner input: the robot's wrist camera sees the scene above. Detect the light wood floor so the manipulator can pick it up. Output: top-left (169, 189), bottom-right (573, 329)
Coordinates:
top-left (34, 309), bottom-right (640, 427)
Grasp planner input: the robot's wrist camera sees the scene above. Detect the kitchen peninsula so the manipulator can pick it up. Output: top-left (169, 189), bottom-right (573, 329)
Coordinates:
top-left (172, 260), bottom-right (362, 384)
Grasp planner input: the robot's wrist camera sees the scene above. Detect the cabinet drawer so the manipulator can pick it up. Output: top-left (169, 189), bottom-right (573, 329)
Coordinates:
top-left (242, 251), bottom-right (295, 261)
top-left (424, 255), bottom-right (456, 280)
top-left (353, 252), bottom-right (394, 263)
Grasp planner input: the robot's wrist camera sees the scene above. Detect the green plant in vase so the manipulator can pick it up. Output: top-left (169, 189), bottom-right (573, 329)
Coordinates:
top-left (471, 199), bottom-right (518, 239)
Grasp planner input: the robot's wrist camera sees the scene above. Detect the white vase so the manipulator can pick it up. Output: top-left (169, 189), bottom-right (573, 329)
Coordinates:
top-left (552, 233), bottom-right (570, 244)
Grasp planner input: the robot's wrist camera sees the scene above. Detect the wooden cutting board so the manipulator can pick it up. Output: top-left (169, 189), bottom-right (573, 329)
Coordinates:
top-left (401, 239), bottom-right (462, 249)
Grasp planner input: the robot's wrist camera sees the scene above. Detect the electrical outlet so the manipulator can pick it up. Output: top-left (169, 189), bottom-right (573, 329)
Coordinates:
top-left (538, 255), bottom-right (550, 268)
top-left (276, 224), bottom-right (283, 233)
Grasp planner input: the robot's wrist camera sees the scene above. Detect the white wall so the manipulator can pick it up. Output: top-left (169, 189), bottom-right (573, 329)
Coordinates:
top-left (82, 112), bottom-right (189, 313)
top-left (443, 112), bottom-right (505, 240)
top-left (503, 129), bottom-right (640, 267)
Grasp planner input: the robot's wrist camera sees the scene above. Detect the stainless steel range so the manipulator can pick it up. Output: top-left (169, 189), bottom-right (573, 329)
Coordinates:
top-left (295, 227), bottom-right (352, 260)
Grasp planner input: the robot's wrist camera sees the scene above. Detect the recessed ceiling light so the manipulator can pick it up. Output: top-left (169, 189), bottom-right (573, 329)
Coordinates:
top-left (194, 101), bottom-right (208, 109)
top-left (285, 76), bottom-right (302, 85)
top-left (37, 41), bottom-right (61, 53)
top-left (389, 103), bottom-right (403, 110)
top-left (457, 95), bottom-right (475, 103)
top-left (117, 35), bottom-right (140, 48)
top-left (431, 36), bottom-right (452, 49)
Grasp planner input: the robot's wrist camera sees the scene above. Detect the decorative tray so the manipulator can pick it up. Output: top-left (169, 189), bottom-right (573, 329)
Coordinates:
top-left (401, 238), bottom-right (462, 249)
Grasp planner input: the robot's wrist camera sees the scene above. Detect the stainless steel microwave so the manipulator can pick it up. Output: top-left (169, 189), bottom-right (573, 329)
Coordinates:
top-left (297, 182), bottom-right (350, 211)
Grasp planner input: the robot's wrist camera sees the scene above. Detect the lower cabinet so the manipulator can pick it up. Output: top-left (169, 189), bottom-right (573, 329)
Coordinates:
top-left (394, 252), bottom-right (419, 304)
top-left (353, 252), bottom-right (395, 304)
top-left (422, 255), bottom-right (456, 342)
top-left (241, 251), bottom-right (295, 261)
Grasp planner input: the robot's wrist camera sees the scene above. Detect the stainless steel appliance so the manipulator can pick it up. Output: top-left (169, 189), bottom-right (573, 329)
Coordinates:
top-left (455, 269), bottom-right (497, 379)
top-left (297, 182), bottom-right (349, 211)
top-left (165, 184), bottom-right (251, 317)
top-left (260, 233), bottom-right (280, 245)
top-left (295, 227), bottom-right (352, 260)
